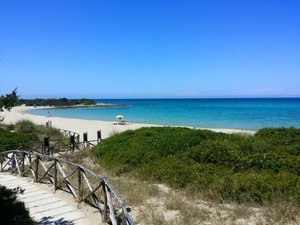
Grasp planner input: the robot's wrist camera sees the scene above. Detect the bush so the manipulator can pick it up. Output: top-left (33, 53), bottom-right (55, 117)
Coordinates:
top-left (209, 170), bottom-right (300, 204)
top-left (15, 120), bottom-right (36, 133)
top-left (0, 185), bottom-right (33, 225)
top-left (0, 120), bottom-right (66, 152)
top-left (93, 127), bottom-right (300, 205)
top-left (0, 128), bottom-right (31, 152)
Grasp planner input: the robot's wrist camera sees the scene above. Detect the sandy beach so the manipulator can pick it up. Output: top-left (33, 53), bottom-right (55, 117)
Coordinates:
top-left (1, 105), bottom-right (255, 141)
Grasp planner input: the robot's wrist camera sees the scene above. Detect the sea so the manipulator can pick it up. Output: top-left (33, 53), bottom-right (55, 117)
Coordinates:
top-left (27, 98), bottom-right (300, 131)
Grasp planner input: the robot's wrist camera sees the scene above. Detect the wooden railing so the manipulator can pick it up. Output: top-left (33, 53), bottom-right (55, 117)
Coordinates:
top-left (59, 129), bottom-right (81, 143)
top-left (59, 128), bottom-right (102, 144)
top-left (0, 150), bottom-right (135, 225)
top-left (0, 135), bottom-right (100, 156)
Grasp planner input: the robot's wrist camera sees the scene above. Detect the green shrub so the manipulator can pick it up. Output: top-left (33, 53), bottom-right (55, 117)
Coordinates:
top-left (14, 120), bottom-right (38, 141)
top-left (13, 120), bottom-right (64, 141)
top-left (0, 185), bottom-right (33, 225)
top-left (255, 127), bottom-right (300, 147)
top-left (15, 120), bottom-right (36, 133)
top-left (0, 120), bottom-right (66, 152)
top-left (93, 127), bottom-right (300, 205)
top-left (209, 171), bottom-right (300, 204)
top-left (0, 128), bottom-right (31, 152)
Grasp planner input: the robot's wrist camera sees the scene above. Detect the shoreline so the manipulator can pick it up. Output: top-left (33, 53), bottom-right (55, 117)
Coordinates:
top-left (1, 106), bottom-right (256, 140)
top-left (49, 103), bottom-right (130, 109)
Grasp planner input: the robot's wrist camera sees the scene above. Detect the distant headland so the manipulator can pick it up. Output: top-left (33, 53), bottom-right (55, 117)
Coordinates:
top-left (18, 98), bottom-right (128, 108)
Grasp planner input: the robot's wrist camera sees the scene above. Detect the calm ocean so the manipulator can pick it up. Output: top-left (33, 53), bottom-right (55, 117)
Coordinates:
top-left (27, 98), bottom-right (300, 131)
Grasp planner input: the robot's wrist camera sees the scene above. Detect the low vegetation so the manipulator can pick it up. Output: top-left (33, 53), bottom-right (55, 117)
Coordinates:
top-left (0, 185), bottom-right (33, 225)
top-left (18, 97), bottom-right (96, 107)
top-left (0, 120), bottom-right (66, 153)
top-left (93, 126), bottom-right (300, 206)
top-left (0, 127), bottom-right (31, 153)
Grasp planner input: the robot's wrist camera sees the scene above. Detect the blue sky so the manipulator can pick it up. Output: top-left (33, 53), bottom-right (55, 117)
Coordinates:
top-left (0, 0), bottom-right (299, 99)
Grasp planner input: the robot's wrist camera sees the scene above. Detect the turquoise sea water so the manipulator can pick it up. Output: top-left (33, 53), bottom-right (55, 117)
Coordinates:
top-left (27, 98), bottom-right (300, 131)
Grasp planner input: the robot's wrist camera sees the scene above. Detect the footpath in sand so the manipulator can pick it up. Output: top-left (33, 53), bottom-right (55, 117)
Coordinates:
top-left (0, 173), bottom-right (104, 225)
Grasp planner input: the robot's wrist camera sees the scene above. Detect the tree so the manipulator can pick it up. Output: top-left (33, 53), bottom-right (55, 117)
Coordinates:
top-left (0, 88), bottom-right (19, 111)
top-left (0, 95), bottom-right (4, 111)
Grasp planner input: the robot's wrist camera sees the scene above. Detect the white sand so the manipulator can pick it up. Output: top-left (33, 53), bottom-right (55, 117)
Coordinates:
top-left (1, 105), bottom-right (255, 141)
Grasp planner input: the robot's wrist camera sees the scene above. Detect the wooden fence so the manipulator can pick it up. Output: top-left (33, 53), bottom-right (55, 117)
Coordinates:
top-left (0, 129), bottom-right (102, 156)
top-left (0, 150), bottom-right (135, 225)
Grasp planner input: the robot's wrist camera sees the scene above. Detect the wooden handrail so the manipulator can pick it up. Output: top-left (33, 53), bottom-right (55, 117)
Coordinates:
top-left (0, 150), bottom-right (135, 225)
top-left (59, 129), bottom-right (80, 143)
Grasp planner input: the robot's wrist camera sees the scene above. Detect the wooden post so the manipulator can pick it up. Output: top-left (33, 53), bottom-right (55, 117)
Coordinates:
top-left (83, 132), bottom-right (88, 142)
top-left (35, 156), bottom-right (39, 182)
top-left (11, 152), bottom-right (15, 174)
top-left (77, 134), bottom-right (80, 144)
top-left (54, 159), bottom-right (58, 191)
top-left (0, 154), bottom-right (2, 172)
top-left (43, 137), bottom-right (50, 155)
top-left (102, 181), bottom-right (108, 222)
top-left (97, 130), bottom-right (102, 143)
top-left (21, 152), bottom-right (25, 176)
top-left (78, 167), bottom-right (82, 202)
top-left (70, 135), bottom-right (75, 153)
top-left (121, 208), bottom-right (127, 225)
top-left (83, 132), bottom-right (88, 149)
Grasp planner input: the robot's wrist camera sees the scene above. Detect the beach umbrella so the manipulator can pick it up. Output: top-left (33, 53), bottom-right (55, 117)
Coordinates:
top-left (116, 115), bottom-right (124, 120)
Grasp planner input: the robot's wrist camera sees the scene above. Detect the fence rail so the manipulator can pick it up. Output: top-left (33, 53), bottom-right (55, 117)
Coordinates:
top-left (1, 129), bottom-right (102, 156)
top-left (0, 150), bottom-right (135, 225)
top-left (59, 128), bottom-right (81, 143)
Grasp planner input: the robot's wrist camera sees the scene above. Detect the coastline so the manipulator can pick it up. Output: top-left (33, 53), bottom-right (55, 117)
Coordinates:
top-left (52, 103), bottom-right (130, 108)
top-left (1, 106), bottom-right (256, 141)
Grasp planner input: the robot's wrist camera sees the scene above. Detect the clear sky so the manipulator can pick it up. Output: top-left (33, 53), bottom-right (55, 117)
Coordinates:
top-left (0, 0), bottom-right (299, 99)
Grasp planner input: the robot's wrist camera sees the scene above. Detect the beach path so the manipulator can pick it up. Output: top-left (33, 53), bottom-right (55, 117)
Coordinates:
top-left (0, 173), bottom-right (104, 225)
